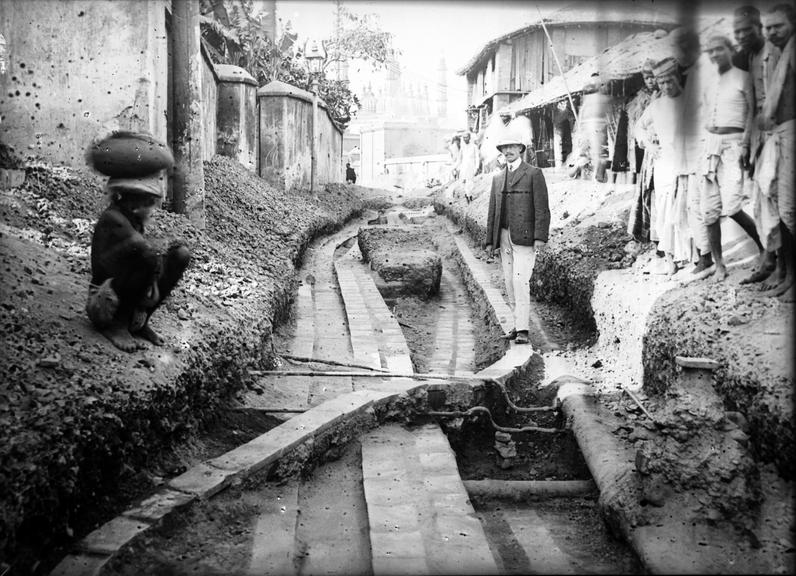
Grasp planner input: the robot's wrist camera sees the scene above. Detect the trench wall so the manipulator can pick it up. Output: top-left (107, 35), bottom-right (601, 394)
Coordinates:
top-left (435, 171), bottom-right (793, 477)
top-left (0, 157), bottom-right (365, 566)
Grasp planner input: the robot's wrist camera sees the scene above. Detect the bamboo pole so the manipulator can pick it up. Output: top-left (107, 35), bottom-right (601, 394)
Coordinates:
top-left (279, 354), bottom-right (389, 373)
top-left (249, 369), bottom-right (482, 381)
top-left (536, 5), bottom-right (580, 129)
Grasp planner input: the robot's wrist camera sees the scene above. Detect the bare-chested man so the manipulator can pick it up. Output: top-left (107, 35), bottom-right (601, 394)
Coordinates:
top-left (755, 4), bottom-right (795, 300)
top-left (701, 35), bottom-right (764, 281)
top-left (86, 135), bottom-right (191, 351)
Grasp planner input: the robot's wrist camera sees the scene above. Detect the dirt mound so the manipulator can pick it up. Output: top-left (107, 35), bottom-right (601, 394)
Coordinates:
top-left (0, 156), bottom-right (364, 571)
top-left (643, 281), bottom-right (794, 480)
top-left (432, 169), bottom-right (794, 543)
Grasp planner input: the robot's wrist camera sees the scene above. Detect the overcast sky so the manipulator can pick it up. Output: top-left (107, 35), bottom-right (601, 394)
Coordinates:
top-left (274, 0), bottom-right (770, 126)
top-left (276, 0), bottom-right (567, 125)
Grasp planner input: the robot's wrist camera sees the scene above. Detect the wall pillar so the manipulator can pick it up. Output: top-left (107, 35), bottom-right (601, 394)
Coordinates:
top-left (172, 0), bottom-right (205, 228)
top-left (215, 64), bottom-right (257, 171)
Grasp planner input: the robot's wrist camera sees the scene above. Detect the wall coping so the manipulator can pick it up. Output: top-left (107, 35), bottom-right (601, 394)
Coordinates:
top-left (258, 80), bottom-right (322, 105)
top-left (215, 64), bottom-right (257, 86)
top-left (257, 80), bottom-right (343, 135)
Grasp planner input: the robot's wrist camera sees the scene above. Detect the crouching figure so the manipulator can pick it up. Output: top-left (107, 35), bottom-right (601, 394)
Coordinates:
top-left (85, 132), bottom-right (191, 352)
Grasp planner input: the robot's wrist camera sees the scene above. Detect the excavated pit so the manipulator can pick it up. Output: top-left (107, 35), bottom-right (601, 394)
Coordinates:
top-left (76, 198), bottom-right (643, 575)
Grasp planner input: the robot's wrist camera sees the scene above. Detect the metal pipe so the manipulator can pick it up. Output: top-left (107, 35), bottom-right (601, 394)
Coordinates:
top-left (464, 479), bottom-right (596, 500)
top-left (428, 406), bottom-right (560, 434)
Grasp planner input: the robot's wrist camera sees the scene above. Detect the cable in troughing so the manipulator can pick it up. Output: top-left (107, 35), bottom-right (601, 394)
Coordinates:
top-left (485, 378), bottom-right (557, 414)
top-left (427, 406), bottom-right (561, 434)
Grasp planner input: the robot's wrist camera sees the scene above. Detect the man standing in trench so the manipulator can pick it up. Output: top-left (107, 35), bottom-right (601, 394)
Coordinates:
top-left (484, 130), bottom-right (550, 345)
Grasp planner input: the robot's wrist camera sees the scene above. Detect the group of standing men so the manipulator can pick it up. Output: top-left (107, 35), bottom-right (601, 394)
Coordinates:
top-left (448, 131), bottom-right (481, 184)
top-left (630, 3), bottom-right (794, 300)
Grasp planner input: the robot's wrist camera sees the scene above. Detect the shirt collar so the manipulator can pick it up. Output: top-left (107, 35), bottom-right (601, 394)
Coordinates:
top-left (507, 157), bottom-right (522, 172)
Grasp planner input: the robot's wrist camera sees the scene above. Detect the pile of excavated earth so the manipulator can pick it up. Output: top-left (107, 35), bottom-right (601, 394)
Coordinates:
top-left (437, 169), bottom-right (793, 573)
top-left (0, 147), bottom-right (793, 574)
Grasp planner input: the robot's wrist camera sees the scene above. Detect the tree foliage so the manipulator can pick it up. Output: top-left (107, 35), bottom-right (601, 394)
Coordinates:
top-left (323, 6), bottom-right (394, 73)
top-left (198, 0), bottom-right (395, 128)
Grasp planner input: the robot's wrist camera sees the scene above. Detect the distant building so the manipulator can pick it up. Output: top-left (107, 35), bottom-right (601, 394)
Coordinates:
top-left (349, 54), bottom-right (458, 187)
top-left (457, 2), bottom-right (678, 132)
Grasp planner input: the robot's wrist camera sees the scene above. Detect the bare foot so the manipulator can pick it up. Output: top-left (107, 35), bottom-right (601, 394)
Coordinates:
top-left (778, 284), bottom-right (795, 302)
top-left (760, 269), bottom-right (785, 291)
top-left (713, 264), bottom-right (728, 282)
top-left (692, 258), bottom-right (714, 274)
top-left (762, 275), bottom-right (794, 298)
top-left (102, 324), bottom-right (142, 352)
top-left (134, 323), bottom-right (164, 346)
top-left (739, 266), bottom-right (774, 285)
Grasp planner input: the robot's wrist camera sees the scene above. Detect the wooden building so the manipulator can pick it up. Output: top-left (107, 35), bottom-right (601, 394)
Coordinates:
top-left (457, 3), bottom-right (678, 133)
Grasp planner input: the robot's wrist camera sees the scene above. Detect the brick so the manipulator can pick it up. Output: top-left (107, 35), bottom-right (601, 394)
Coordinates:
top-left (418, 450), bottom-right (458, 473)
top-left (412, 434), bottom-right (451, 454)
top-left (167, 462), bottom-right (235, 498)
top-left (123, 488), bottom-right (195, 522)
top-left (369, 529), bottom-right (426, 559)
top-left (363, 476), bottom-right (414, 506)
top-left (49, 553), bottom-right (111, 576)
top-left (75, 516), bottom-right (151, 555)
top-left (431, 491), bottom-right (473, 511)
top-left (434, 513), bottom-right (485, 541)
top-left (366, 503), bottom-right (421, 533)
top-left (372, 555), bottom-right (431, 576)
top-left (421, 474), bottom-right (464, 494)
top-left (249, 482), bottom-right (299, 575)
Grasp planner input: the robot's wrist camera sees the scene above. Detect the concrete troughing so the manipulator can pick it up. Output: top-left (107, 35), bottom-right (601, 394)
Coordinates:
top-left (362, 424), bottom-right (499, 575)
top-left (49, 207), bottom-right (541, 575)
top-left (52, 187), bottom-right (780, 575)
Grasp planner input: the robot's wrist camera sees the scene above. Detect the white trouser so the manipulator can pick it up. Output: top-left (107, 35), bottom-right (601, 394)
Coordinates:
top-left (499, 227), bottom-right (536, 332)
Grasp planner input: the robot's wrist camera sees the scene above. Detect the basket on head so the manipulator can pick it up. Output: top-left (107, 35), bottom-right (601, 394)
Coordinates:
top-left (86, 131), bottom-right (174, 178)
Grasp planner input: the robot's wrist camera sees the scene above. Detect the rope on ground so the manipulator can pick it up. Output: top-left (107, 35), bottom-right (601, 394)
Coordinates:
top-left (486, 378), bottom-right (557, 413)
top-left (278, 354), bottom-right (389, 373)
top-left (427, 406), bottom-right (561, 434)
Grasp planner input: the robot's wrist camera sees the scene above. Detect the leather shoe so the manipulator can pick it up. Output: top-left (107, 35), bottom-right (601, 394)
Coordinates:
top-left (502, 329), bottom-right (517, 340)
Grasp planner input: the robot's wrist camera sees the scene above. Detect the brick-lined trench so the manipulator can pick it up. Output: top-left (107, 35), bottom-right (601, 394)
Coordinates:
top-left (52, 202), bottom-right (652, 576)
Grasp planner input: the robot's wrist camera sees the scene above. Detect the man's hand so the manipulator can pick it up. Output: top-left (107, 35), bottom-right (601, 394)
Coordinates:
top-left (739, 144), bottom-right (750, 171)
top-left (484, 244), bottom-right (496, 257)
top-left (534, 240), bottom-right (547, 249)
top-left (757, 114), bottom-right (774, 132)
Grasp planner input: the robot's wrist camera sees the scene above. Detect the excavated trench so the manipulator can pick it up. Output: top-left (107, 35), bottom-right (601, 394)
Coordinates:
top-left (55, 200), bottom-right (643, 575)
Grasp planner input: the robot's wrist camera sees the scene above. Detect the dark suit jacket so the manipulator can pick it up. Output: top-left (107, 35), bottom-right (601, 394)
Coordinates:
top-left (485, 161), bottom-right (550, 248)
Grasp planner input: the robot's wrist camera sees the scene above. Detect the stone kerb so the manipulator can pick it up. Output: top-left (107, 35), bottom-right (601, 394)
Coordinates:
top-left (52, 224), bottom-right (542, 576)
top-left (215, 64), bottom-right (258, 172)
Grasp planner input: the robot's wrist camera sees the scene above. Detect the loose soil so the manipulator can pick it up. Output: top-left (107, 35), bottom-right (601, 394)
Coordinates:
top-left (0, 149), bottom-right (368, 574)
